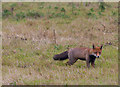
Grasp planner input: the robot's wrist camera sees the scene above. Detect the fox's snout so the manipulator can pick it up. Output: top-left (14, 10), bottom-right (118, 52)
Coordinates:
top-left (93, 53), bottom-right (100, 58)
top-left (96, 53), bottom-right (100, 58)
top-left (96, 55), bottom-right (100, 58)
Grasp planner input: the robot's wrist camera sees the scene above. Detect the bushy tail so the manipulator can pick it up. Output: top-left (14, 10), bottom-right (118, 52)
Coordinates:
top-left (53, 51), bottom-right (68, 61)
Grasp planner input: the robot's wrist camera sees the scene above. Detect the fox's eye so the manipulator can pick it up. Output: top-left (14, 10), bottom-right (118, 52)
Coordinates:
top-left (99, 52), bottom-right (101, 54)
top-left (95, 52), bottom-right (97, 54)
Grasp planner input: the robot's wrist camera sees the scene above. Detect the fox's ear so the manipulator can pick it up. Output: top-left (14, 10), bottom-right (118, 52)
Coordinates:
top-left (100, 45), bottom-right (103, 50)
top-left (93, 44), bottom-right (95, 49)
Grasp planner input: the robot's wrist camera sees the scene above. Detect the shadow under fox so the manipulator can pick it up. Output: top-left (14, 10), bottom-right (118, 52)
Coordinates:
top-left (53, 44), bottom-right (103, 68)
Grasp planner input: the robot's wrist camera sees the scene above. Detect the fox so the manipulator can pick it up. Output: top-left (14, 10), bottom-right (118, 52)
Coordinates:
top-left (53, 44), bottom-right (103, 68)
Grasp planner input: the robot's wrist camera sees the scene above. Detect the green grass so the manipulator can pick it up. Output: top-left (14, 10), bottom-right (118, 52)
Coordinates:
top-left (2, 44), bottom-right (118, 85)
top-left (2, 2), bottom-right (118, 85)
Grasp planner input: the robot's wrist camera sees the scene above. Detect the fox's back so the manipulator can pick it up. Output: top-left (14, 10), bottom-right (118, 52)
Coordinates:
top-left (68, 47), bottom-right (92, 58)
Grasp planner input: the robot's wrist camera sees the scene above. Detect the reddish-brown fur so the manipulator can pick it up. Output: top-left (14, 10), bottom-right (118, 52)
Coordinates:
top-left (53, 44), bottom-right (103, 68)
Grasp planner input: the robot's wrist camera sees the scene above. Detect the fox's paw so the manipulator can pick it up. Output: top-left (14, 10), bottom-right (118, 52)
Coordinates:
top-left (66, 61), bottom-right (71, 66)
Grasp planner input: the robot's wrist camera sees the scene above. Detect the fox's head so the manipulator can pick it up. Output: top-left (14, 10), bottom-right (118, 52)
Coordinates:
top-left (92, 44), bottom-right (103, 58)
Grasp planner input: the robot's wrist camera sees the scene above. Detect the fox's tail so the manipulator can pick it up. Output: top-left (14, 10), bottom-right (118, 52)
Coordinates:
top-left (53, 51), bottom-right (68, 60)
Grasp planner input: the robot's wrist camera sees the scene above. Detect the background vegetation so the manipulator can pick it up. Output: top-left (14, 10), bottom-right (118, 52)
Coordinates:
top-left (2, 2), bottom-right (118, 85)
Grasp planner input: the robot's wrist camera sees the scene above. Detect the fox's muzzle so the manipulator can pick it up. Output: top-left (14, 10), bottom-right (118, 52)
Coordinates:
top-left (96, 56), bottom-right (99, 58)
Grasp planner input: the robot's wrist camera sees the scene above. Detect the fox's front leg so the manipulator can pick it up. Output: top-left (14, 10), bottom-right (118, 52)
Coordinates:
top-left (91, 62), bottom-right (95, 68)
top-left (91, 58), bottom-right (96, 68)
top-left (86, 55), bottom-right (90, 68)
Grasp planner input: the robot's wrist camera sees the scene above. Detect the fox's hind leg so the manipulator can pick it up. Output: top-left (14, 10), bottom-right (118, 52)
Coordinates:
top-left (66, 58), bottom-right (78, 66)
top-left (66, 51), bottom-right (78, 65)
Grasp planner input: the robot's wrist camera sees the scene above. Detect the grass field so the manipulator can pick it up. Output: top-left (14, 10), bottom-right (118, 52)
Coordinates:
top-left (2, 2), bottom-right (118, 85)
